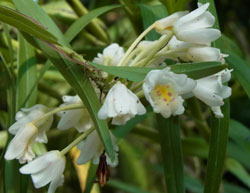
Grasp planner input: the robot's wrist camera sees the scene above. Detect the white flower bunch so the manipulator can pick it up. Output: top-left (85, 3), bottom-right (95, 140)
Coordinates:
top-left (4, 3), bottom-right (233, 193)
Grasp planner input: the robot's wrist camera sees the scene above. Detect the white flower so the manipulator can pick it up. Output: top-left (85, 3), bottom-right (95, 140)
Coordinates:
top-left (192, 69), bottom-right (232, 118)
top-left (173, 3), bottom-right (221, 45)
top-left (5, 105), bottom-right (53, 163)
top-left (93, 43), bottom-right (125, 66)
top-left (186, 47), bottom-right (228, 63)
top-left (162, 36), bottom-right (227, 63)
top-left (5, 123), bottom-right (38, 163)
top-left (9, 104), bottom-right (52, 137)
top-left (155, 11), bottom-right (188, 34)
top-left (20, 150), bottom-right (66, 193)
top-left (143, 67), bottom-right (196, 118)
top-left (57, 95), bottom-right (92, 132)
top-left (98, 82), bottom-right (146, 125)
top-left (77, 130), bottom-right (119, 167)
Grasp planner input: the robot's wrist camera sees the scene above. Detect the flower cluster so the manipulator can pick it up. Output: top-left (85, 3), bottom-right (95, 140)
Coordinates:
top-left (4, 3), bottom-right (233, 193)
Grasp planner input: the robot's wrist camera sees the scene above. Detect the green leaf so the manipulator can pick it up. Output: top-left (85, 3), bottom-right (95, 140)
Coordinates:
top-left (12, 0), bottom-right (67, 45)
top-left (65, 5), bottom-right (121, 43)
top-left (228, 120), bottom-right (250, 170)
top-left (225, 158), bottom-right (250, 188)
top-left (108, 179), bottom-right (153, 193)
top-left (226, 52), bottom-right (250, 97)
top-left (91, 61), bottom-right (226, 82)
top-left (224, 183), bottom-right (250, 193)
top-left (139, 4), bottom-right (168, 41)
top-left (204, 99), bottom-right (230, 193)
top-left (156, 116), bottom-right (184, 193)
top-left (0, 6), bottom-right (57, 44)
top-left (16, 33), bottom-right (37, 109)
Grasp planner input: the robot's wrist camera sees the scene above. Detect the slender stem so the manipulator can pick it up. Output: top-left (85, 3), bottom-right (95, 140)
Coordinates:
top-left (60, 128), bottom-right (95, 155)
top-left (32, 103), bottom-right (84, 125)
top-left (117, 23), bottom-right (155, 66)
top-left (134, 33), bottom-right (173, 67)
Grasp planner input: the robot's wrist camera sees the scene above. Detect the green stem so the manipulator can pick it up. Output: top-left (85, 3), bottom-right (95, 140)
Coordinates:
top-left (66, 0), bottom-right (109, 43)
top-left (32, 103), bottom-right (84, 125)
top-left (60, 128), bottom-right (95, 155)
top-left (117, 23), bottom-right (155, 66)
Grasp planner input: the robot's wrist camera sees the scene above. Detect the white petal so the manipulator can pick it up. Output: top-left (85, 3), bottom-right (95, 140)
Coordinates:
top-left (176, 28), bottom-right (221, 45)
top-left (187, 47), bottom-right (224, 62)
top-left (62, 95), bottom-right (81, 104)
top-left (155, 11), bottom-right (188, 33)
top-left (77, 130), bottom-right (102, 164)
top-left (175, 3), bottom-right (209, 26)
top-left (57, 109), bottom-right (83, 130)
top-left (211, 106), bottom-right (224, 118)
top-left (5, 123), bottom-right (38, 161)
top-left (48, 175), bottom-right (64, 193)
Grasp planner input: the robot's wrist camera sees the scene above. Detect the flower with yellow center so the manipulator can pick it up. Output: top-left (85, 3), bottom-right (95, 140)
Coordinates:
top-left (143, 67), bottom-right (196, 118)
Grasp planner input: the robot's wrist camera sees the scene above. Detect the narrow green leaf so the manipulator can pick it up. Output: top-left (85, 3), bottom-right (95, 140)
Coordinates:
top-left (226, 52), bottom-right (250, 97)
top-left (226, 158), bottom-right (250, 188)
top-left (0, 6), bottom-right (57, 43)
top-left (204, 100), bottom-right (230, 193)
top-left (139, 4), bottom-right (168, 41)
top-left (91, 61), bottom-right (226, 82)
top-left (16, 33), bottom-right (37, 109)
top-left (108, 179), bottom-right (153, 193)
top-left (156, 115), bottom-right (184, 193)
top-left (12, 0), bottom-right (67, 45)
top-left (224, 183), bottom-right (250, 193)
top-left (65, 5), bottom-right (121, 43)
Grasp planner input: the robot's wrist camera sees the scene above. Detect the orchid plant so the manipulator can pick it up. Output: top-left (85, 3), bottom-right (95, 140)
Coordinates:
top-left (0, 0), bottom-right (249, 193)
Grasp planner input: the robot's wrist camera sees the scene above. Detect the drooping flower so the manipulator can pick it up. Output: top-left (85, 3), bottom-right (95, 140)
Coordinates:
top-left (5, 104), bottom-right (53, 163)
top-left (77, 130), bottom-right (119, 167)
top-left (163, 36), bottom-right (227, 63)
top-left (143, 67), bottom-right (196, 118)
top-left (20, 150), bottom-right (66, 193)
top-left (98, 81), bottom-right (146, 125)
top-left (186, 46), bottom-right (228, 63)
top-left (93, 43), bottom-right (125, 66)
top-left (192, 69), bottom-right (232, 118)
top-left (57, 95), bottom-right (92, 132)
top-left (173, 3), bottom-right (221, 45)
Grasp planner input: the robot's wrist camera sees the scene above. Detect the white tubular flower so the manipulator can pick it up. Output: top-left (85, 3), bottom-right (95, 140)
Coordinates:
top-left (5, 123), bottom-right (38, 163)
top-left (192, 69), bottom-right (232, 118)
top-left (9, 104), bottom-right (53, 138)
top-left (77, 130), bottom-right (119, 167)
top-left (98, 82), bottom-right (146, 125)
top-left (155, 11), bottom-right (188, 34)
top-left (93, 43), bottom-right (125, 66)
top-left (20, 150), bottom-right (66, 193)
top-left (143, 67), bottom-right (196, 118)
top-left (187, 47), bottom-right (228, 63)
top-left (5, 105), bottom-right (53, 163)
top-left (57, 95), bottom-right (92, 133)
top-left (173, 3), bottom-right (221, 45)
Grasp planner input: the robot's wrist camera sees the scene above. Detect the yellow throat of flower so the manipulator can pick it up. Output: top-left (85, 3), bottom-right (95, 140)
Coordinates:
top-left (151, 84), bottom-right (175, 104)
